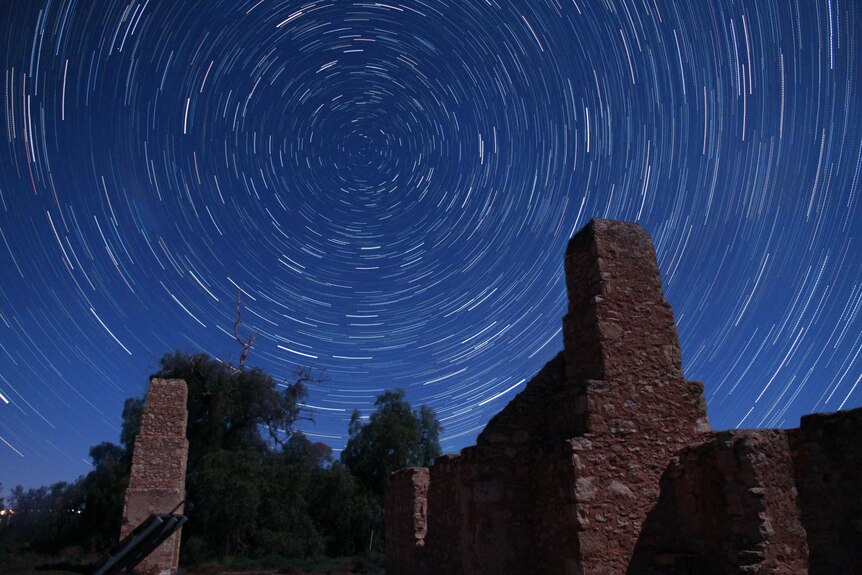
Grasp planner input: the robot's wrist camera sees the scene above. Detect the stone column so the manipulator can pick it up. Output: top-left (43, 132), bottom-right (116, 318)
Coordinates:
top-left (120, 378), bottom-right (189, 575)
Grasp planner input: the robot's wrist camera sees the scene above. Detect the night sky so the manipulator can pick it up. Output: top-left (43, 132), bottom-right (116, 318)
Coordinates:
top-left (1, 0), bottom-right (860, 490)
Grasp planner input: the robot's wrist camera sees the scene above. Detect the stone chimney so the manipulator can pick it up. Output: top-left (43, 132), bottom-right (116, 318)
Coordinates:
top-left (120, 378), bottom-right (189, 575)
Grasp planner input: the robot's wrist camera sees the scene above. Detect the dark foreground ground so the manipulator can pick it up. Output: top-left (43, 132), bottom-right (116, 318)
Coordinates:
top-left (0, 549), bottom-right (384, 575)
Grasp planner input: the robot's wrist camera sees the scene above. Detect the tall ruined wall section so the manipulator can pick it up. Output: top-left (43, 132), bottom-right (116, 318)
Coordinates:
top-left (387, 219), bottom-right (709, 575)
top-left (121, 378), bottom-right (189, 575)
top-left (551, 220), bottom-right (710, 574)
top-left (386, 218), bottom-right (862, 575)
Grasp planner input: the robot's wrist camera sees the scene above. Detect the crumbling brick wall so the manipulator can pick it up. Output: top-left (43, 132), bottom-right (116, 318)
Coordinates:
top-left (120, 378), bottom-right (189, 575)
top-left (549, 220), bottom-right (710, 574)
top-left (412, 354), bottom-right (573, 575)
top-left (427, 445), bottom-right (549, 575)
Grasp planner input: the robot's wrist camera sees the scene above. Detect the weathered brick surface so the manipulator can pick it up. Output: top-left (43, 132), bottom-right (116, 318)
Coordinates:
top-left (121, 378), bottom-right (189, 575)
top-left (531, 438), bottom-right (585, 574)
top-left (477, 352), bottom-right (568, 445)
top-left (792, 407), bottom-right (862, 573)
top-left (567, 380), bottom-right (708, 575)
top-left (127, 437), bottom-right (189, 488)
top-left (386, 219), bottom-right (862, 574)
top-left (416, 353), bottom-right (572, 575)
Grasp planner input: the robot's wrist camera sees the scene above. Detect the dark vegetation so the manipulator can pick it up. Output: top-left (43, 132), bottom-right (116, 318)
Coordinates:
top-left (0, 347), bottom-right (441, 572)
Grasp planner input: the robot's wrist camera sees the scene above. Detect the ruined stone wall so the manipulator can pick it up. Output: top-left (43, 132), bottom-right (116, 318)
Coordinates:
top-left (556, 220), bottom-right (710, 574)
top-left (475, 353), bottom-right (572, 573)
top-left (792, 407), bottom-right (862, 573)
top-left (121, 378), bottom-right (189, 575)
top-left (531, 438), bottom-right (586, 574)
top-left (388, 220), bottom-right (711, 575)
top-left (631, 430), bottom-right (809, 574)
top-left (385, 468), bottom-right (429, 575)
top-left (385, 218), bottom-right (862, 574)
top-left (405, 354), bottom-right (572, 575)
top-left (423, 449), bottom-right (521, 574)
top-left (424, 454), bottom-right (468, 574)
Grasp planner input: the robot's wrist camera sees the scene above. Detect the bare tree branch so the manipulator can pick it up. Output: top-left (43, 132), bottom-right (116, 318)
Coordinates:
top-left (233, 287), bottom-right (257, 372)
top-left (265, 366), bottom-right (327, 449)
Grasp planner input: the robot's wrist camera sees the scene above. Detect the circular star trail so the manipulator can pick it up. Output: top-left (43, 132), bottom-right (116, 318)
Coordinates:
top-left (1, 0), bottom-right (860, 488)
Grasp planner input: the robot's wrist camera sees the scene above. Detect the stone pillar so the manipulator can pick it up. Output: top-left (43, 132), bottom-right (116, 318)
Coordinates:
top-left (120, 378), bottom-right (189, 575)
top-left (559, 219), bottom-right (710, 574)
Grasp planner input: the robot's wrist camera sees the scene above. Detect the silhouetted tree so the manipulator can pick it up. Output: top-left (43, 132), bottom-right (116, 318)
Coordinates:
top-left (151, 352), bottom-right (316, 463)
top-left (192, 449), bottom-right (263, 556)
top-left (255, 453), bottom-right (324, 559)
top-left (232, 288), bottom-right (257, 372)
top-left (119, 397), bottom-right (144, 453)
top-left (78, 442), bottom-right (130, 551)
top-left (341, 389), bottom-right (442, 501)
top-left (308, 462), bottom-right (378, 556)
top-left (281, 432), bottom-right (334, 469)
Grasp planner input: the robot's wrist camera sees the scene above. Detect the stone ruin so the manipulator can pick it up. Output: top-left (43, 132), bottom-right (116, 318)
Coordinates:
top-left (120, 378), bottom-right (189, 575)
top-left (386, 219), bottom-right (862, 575)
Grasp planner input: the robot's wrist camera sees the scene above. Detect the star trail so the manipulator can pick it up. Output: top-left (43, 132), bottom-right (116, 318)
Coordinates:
top-left (1, 0), bottom-right (860, 489)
